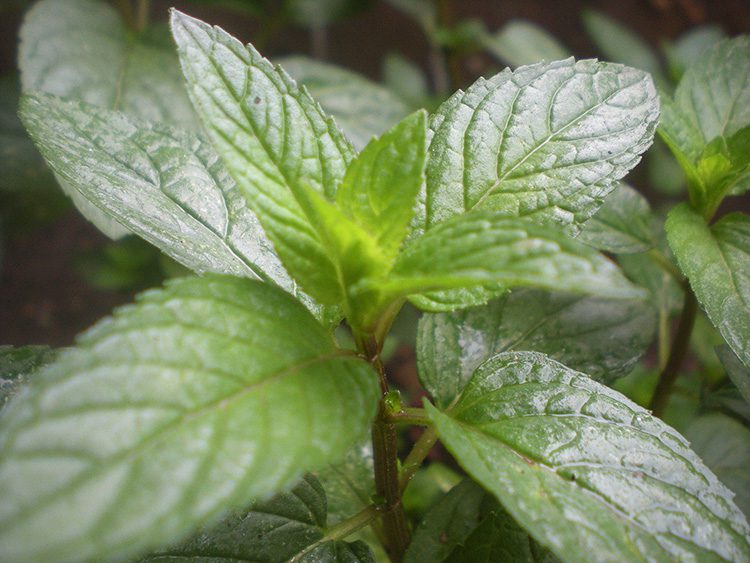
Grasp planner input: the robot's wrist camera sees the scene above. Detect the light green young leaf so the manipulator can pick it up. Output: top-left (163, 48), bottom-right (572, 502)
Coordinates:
top-left (278, 56), bottom-right (412, 150)
top-left (0, 346), bottom-right (56, 408)
top-left (578, 183), bottom-right (657, 254)
top-left (405, 479), bottom-right (557, 563)
top-left (663, 25), bottom-right (727, 82)
top-left (666, 204), bottom-right (750, 368)
top-left (687, 414), bottom-right (750, 518)
top-left (18, 93), bottom-right (321, 314)
top-left (19, 0), bottom-right (197, 238)
top-left (717, 345), bottom-right (750, 406)
top-left (376, 210), bottom-right (646, 312)
top-left (145, 474), bottom-right (374, 562)
top-left (0, 276), bottom-right (379, 561)
top-left (337, 110), bottom-right (427, 262)
top-left (582, 10), bottom-right (669, 91)
top-left (417, 288), bottom-right (655, 408)
top-left (171, 10), bottom-right (355, 304)
top-left (427, 351), bottom-right (750, 562)
top-left (483, 20), bottom-right (569, 68)
top-left (417, 58), bottom-right (659, 236)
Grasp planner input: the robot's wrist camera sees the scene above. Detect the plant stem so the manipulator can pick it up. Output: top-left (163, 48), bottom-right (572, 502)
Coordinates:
top-left (399, 426), bottom-right (438, 493)
top-left (116, 0), bottom-right (135, 29)
top-left (361, 334), bottom-right (410, 562)
top-left (386, 407), bottom-right (432, 426)
top-left (650, 290), bottom-right (698, 417)
top-left (135, 0), bottom-right (150, 33)
top-left (291, 505), bottom-right (381, 561)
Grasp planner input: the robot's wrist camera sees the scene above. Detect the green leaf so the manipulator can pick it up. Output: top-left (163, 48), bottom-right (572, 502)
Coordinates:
top-left (284, 0), bottom-right (370, 28)
top-left (666, 204), bottom-right (750, 368)
top-left (382, 0), bottom-right (436, 30)
top-left (405, 479), bottom-right (557, 563)
top-left (383, 53), bottom-right (429, 107)
top-left (686, 414), bottom-right (750, 518)
top-left (645, 138), bottom-right (686, 196)
top-left (427, 351), bottom-right (750, 562)
top-left (377, 210), bottom-right (646, 312)
top-left (19, 0), bottom-right (197, 239)
top-left (660, 36), bottom-right (750, 180)
top-left (418, 288), bottom-right (655, 408)
top-left (0, 276), bottom-right (379, 561)
top-left (619, 251), bottom-right (684, 317)
top-left (582, 10), bottom-right (669, 91)
top-left (417, 58), bottom-right (659, 236)
top-left (316, 443), bottom-right (374, 526)
top-left (717, 345), bottom-right (750, 406)
top-left (278, 56), bottom-right (412, 150)
top-left (145, 474), bottom-right (374, 562)
top-left (337, 110), bottom-right (427, 262)
top-left (483, 20), bottom-right (569, 68)
top-left (664, 25), bottom-right (727, 82)
top-left (578, 183), bottom-right (656, 254)
top-left (0, 346), bottom-right (56, 408)
top-left (18, 93), bottom-right (321, 315)
top-left (171, 11), bottom-right (355, 305)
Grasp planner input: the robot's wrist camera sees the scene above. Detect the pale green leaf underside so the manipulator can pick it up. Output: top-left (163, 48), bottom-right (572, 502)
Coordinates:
top-left (19, 0), bottom-right (196, 239)
top-left (687, 414), bottom-right (750, 519)
top-left (664, 25), bottom-right (727, 81)
top-left (483, 20), bottom-right (570, 68)
top-left (427, 351), bottom-right (750, 562)
top-left (582, 10), bottom-right (669, 91)
top-left (381, 210), bottom-right (646, 312)
top-left (18, 93), bottom-right (321, 315)
top-left (0, 276), bottom-right (379, 561)
top-left (417, 288), bottom-right (655, 408)
top-left (278, 56), bottom-right (412, 151)
top-left (666, 204), bottom-right (750, 368)
top-left (171, 10), bottom-right (355, 304)
top-left (578, 183), bottom-right (656, 254)
top-left (145, 474), bottom-right (374, 563)
top-left (405, 479), bottom-right (556, 563)
top-left (417, 57), bottom-right (659, 236)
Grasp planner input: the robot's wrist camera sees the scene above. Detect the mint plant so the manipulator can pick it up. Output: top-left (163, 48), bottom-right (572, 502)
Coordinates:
top-left (2, 7), bottom-right (750, 562)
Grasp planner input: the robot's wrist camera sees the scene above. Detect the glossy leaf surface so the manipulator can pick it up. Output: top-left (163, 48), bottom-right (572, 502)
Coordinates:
top-left (18, 93), bottom-right (318, 311)
top-left (145, 474), bottom-right (374, 562)
top-left (417, 58), bottom-right (658, 236)
top-left (666, 204), bottom-right (750, 368)
top-left (427, 351), bottom-right (750, 562)
top-left (172, 11), bottom-right (354, 304)
top-left (381, 210), bottom-right (646, 311)
top-left (0, 276), bottom-right (379, 561)
top-left (418, 289), bottom-right (655, 408)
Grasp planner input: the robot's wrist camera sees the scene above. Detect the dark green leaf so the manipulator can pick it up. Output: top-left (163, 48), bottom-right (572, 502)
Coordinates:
top-left (582, 10), bottom-right (669, 91)
top-left (379, 210), bottom-right (646, 312)
top-left (405, 479), bottom-right (557, 563)
top-left (0, 276), bottom-right (379, 561)
top-left (278, 56), bottom-right (412, 150)
top-left (417, 58), bottom-right (659, 236)
top-left (337, 110), bottom-right (427, 262)
top-left (483, 20), bottom-right (569, 68)
top-left (686, 414), bottom-right (750, 518)
top-left (171, 11), bottom-right (355, 304)
top-left (0, 346), bottom-right (56, 408)
top-left (578, 183), bottom-right (656, 254)
top-left (666, 204), bottom-right (750, 368)
top-left (145, 474), bottom-right (374, 562)
top-left (718, 345), bottom-right (750, 406)
top-left (418, 288), bottom-right (655, 408)
top-left (18, 94), bottom-right (322, 316)
top-left (427, 351), bottom-right (750, 562)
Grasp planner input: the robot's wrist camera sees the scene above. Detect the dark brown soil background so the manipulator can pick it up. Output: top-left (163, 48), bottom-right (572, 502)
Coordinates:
top-left (1, 0), bottom-right (749, 347)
